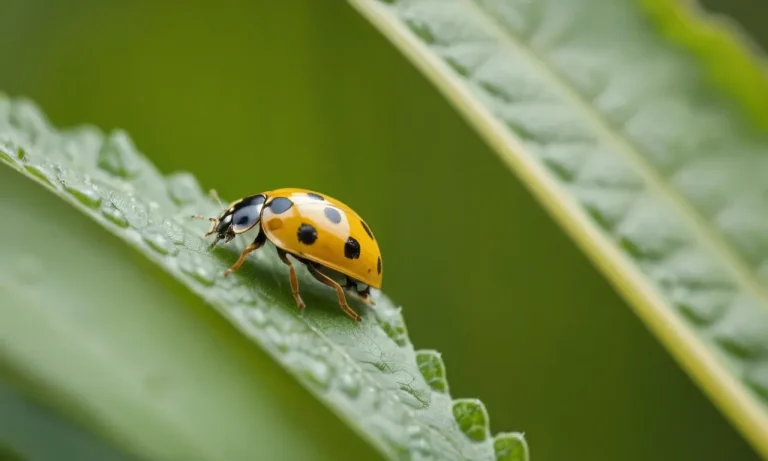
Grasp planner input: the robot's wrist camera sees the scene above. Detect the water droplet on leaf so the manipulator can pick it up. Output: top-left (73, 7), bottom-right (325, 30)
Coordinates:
top-left (101, 204), bottom-right (129, 228)
top-left (264, 326), bottom-right (289, 352)
top-left (178, 251), bottom-right (216, 286)
top-left (247, 308), bottom-right (269, 327)
top-left (166, 172), bottom-right (205, 206)
top-left (141, 226), bottom-right (178, 256)
top-left (287, 353), bottom-right (331, 390)
top-left (65, 183), bottom-right (102, 208)
top-left (24, 163), bottom-right (57, 186)
top-left (97, 130), bottom-right (143, 178)
top-left (336, 372), bottom-right (362, 399)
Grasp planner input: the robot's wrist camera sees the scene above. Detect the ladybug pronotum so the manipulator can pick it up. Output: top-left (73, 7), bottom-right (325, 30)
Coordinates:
top-left (194, 188), bottom-right (382, 322)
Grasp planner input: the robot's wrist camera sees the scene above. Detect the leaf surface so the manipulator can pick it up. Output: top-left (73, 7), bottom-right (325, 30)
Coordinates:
top-left (0, 95), bottom-right (528, 461)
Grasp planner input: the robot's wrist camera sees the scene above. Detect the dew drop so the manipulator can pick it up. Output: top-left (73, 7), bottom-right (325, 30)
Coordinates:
top-left (9, 101), bottom-right (47, 143)
top-left (264, 326), bottom-right (289, 352)
top-left (358, 386), bottom-right (381, 411)
top-left (247, 308), bottom-right (270, 327)
top-left (97, 130), bottom-right (143, 178)
top-left (166, 172), bottom-right (205, 206)
top-left (0, 144), bottom-right (13, 163)
top-left (376, 396), bottom-right (409, 426)
top-left (109, 197), bottom-right (148, 229)
top-left (161, 219), bottom-right (186, 245)
top-left (405, 425), bottom-right (435, 459)
top-left (287, 353), bottom-right (332, 390)
top-left (101, 204), bottom-right (129, 228)
top-left (177, 251), bottom-right (216, 286)
top-left (336, 371), bottom-right (362, 399)
top-left (24, 163), bottom-right (57, 186)
top-left (141, 227), bottom-right (178, 256)
top-left (65, 183), bottom-right (102, 209)
top-left (234, 287), bottom-right (257, 306)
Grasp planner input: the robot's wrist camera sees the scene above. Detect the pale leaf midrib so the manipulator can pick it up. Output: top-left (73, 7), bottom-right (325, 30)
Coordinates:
top-left (463, 0), bottom-right (768, 310)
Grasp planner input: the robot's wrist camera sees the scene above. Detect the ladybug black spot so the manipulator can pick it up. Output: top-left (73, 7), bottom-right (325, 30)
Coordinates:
top-left (268, 197), bottom-right (293, 214)
top-left (360, 220), bottom-right (374, 240)
top-left (344, 236), bottom-right (361, 259)
top-left (297, 223), bottom-right (318, 245)
top-left (377, 257), bottom-right (381, 274)
top-left (324, 206), bottom-right (342, 224)
top-left (307, 192), bottom-right (325, 201)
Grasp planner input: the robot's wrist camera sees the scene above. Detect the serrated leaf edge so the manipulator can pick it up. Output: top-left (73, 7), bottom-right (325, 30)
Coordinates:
top-left (0, 96), bottom-right (524, 461)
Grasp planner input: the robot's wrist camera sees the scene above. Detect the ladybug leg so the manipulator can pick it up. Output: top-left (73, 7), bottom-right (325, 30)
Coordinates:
top-left (345, 277), bottom-right (375, 307)
top-left (306, 265), bottom-right (362, 322)
top-left (223, 230), bottom-right (267, 276)
top-left (356, 289), bottom-right (375, 307)
top-left (277, 249), bottom-right (306, 311)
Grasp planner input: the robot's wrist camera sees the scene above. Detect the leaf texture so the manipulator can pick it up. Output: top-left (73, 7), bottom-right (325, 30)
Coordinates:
top-left (349, 0), bottom-right (768, 458)
top-left (0, 95), bottom-right (528, 461)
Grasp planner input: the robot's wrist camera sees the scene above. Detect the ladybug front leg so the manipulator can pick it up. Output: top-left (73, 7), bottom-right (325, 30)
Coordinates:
top-left (223, 230), bottom-right (267, 276)
top-left (306, 265), bottom-right (362, 322)
top-left (277, 249), bottom-right (306, 311)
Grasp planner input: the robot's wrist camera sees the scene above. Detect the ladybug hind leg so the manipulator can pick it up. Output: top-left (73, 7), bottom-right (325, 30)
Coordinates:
top-left (304, 263), bottom-right (362, 322)
top-left (346, 277), bottom-right (375, 307)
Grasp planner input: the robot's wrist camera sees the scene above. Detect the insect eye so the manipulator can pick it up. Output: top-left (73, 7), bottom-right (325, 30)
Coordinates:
top-left (231, 195), bottom-right (265, 233)
top-left (216, 214), bottom-right (232, 234)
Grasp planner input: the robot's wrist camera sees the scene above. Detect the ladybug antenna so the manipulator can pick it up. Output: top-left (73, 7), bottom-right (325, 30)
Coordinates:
top-left (191, 214), bottom-right (220, 237)
top-left (208, 189), bottom-right (224, 208)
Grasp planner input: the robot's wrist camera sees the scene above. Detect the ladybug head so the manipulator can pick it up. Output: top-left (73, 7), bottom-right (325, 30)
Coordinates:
top-left (202, 194), bottom-right (266, 249)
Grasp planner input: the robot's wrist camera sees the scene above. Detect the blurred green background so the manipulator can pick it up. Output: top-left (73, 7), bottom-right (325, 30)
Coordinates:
top-left (0, 0), bottom-right (765, 460)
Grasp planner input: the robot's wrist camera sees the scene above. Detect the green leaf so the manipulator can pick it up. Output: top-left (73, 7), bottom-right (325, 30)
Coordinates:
top-left (349, 0), bottom-right (768, 458)
top-left (0, 377), bottom-right (137, 461)
top-left (641, 0), bottom-right (768, 130)
top-left (0, 95), bottom-right (527, 461)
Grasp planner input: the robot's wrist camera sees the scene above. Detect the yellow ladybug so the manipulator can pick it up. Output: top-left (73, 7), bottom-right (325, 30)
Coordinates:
top-left (194, 188), bottom-right (382, 322)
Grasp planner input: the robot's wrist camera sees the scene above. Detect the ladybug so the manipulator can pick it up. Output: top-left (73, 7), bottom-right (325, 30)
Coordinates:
top-left (194, 188), bottom-right (382, 322)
